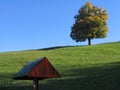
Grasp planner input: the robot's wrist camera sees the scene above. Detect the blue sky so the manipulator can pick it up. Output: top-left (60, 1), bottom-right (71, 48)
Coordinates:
top-left (0, 0), bottom-right (120, 52)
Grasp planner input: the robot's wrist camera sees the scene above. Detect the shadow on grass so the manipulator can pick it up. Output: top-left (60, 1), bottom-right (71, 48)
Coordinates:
top-left (1, 62), bottom-right (120, 90)
top-left (41, 62), bottom-right (120, 90)
top-left (29, 45), bottom-right (82, 51)
top-left (0, 86), bottom-right (32, 90)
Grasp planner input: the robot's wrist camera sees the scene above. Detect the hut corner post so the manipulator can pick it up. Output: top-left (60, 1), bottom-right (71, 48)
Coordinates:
top-left (33, 79), bottom-right (39, 90)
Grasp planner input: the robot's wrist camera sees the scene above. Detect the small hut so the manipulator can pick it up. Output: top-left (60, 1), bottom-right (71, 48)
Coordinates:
top-left (13, 57), bottom-right (61, 90)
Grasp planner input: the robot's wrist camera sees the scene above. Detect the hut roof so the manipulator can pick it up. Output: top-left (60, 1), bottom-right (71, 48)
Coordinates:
top-left (13, 57), bottom-right (61, 80)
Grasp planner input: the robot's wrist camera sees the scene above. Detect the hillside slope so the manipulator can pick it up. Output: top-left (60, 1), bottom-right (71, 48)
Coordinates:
top-left (0, 42), bottom-right (120, 90)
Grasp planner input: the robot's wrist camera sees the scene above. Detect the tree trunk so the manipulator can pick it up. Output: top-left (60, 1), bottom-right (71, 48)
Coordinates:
top-left (88, 38), bottom-right (91, 45)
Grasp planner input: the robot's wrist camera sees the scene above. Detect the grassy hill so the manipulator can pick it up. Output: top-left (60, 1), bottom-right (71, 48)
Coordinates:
top-left (0, 42), bottom-right (120, 90)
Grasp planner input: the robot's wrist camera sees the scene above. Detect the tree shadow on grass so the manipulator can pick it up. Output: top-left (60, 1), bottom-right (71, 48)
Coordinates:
top-left (30, 45), bottom-right (83, 51)
top-left (0, 73), bottom-right (32, 90)
top-left (44, 62), bottom-right (120, 90)
top-left (0, 86), bottom-right (32, 90)
top-left (1, 62), bottom-right (120, 90)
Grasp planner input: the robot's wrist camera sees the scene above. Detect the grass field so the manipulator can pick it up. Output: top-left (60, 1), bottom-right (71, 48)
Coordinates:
top-left (0, 42), bottom-right (120, 90)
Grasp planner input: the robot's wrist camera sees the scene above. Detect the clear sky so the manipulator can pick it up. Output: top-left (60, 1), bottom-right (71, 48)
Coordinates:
top-left (0, 0), bottom-right (120, 52)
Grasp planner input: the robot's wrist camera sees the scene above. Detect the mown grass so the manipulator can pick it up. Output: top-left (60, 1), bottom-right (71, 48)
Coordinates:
top-left (0, 42), bottom-right (120, 90)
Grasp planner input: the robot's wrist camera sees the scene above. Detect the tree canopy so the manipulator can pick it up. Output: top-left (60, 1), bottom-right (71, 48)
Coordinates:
top-left (70, 2), bottom-right (108, 45)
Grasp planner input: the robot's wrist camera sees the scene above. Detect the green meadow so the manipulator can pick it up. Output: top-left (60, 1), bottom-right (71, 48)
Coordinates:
top-left (0, 42), bottom-right (120, 90)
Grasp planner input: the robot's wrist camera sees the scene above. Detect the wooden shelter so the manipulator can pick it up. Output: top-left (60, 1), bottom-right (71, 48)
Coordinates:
top-left (13, 57), bottom-right (61, 90)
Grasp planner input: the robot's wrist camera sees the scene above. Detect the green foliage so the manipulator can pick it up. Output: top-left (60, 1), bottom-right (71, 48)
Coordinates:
top-left (0, 42), bottom-right (120, 90)
top-left (70, 2), bottom-right (108, 45)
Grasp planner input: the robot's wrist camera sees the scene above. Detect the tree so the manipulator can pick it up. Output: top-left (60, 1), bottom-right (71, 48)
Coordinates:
top-left (70, 2), bottom-right (108, 45)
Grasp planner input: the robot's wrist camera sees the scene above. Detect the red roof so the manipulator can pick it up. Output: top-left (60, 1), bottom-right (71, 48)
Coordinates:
top-left (13, 57), bottom-right (61, 80)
